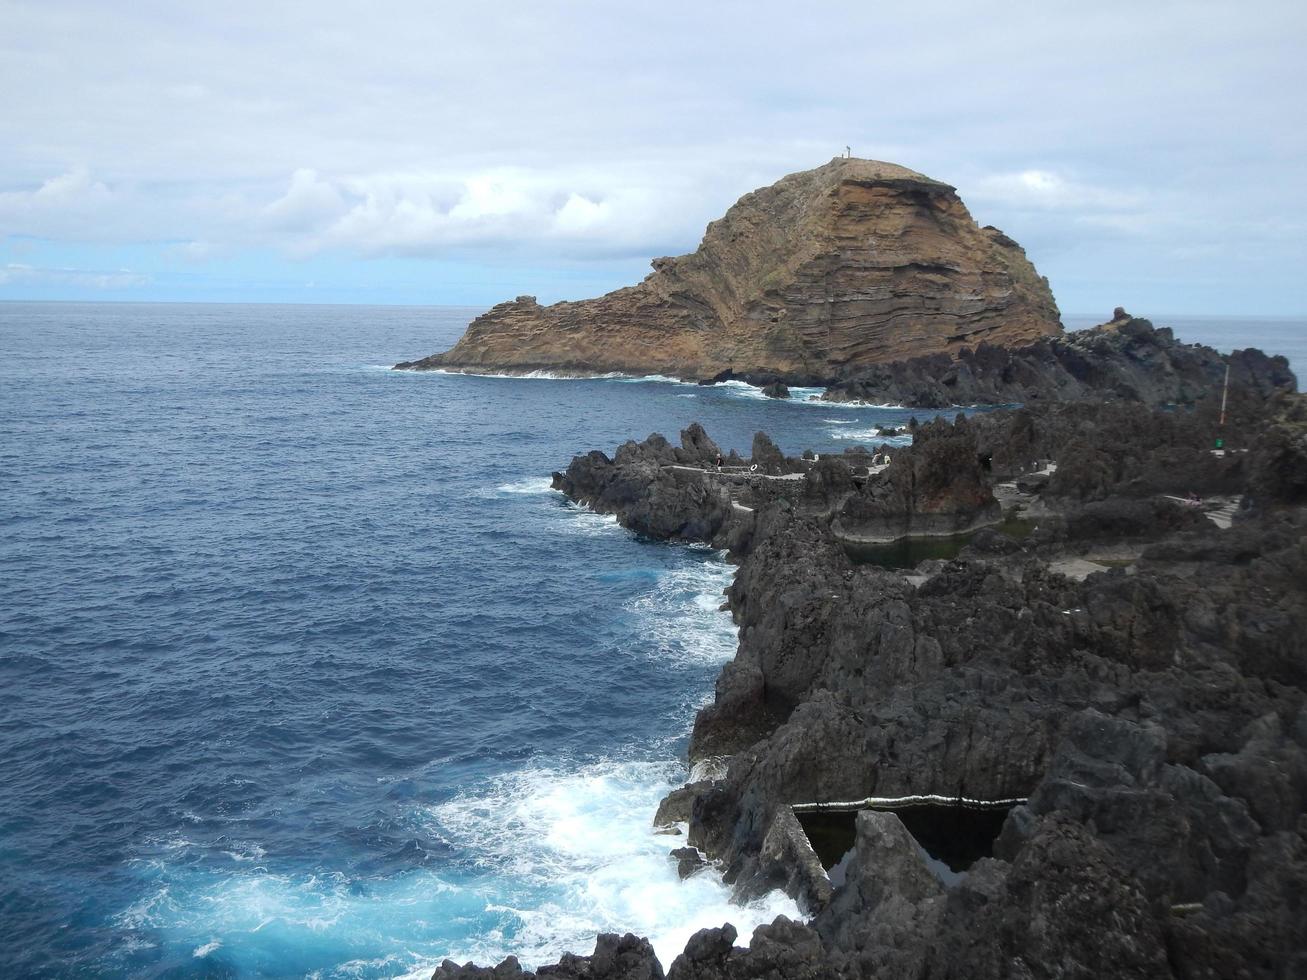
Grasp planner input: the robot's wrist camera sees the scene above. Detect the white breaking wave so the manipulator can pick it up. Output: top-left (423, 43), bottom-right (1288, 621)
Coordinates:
top-left (707, 380), bottom-right (827, 403)
top-left (557, 505), bottom-right (625, 539)
top-left (494, 477), bottom-right (558, 496)
top-left (625, 559), bottom-right (737, 669)
top-left (838, 402), bottom-right (912, 409)
top-left (611, 373), bottom-right (697, 386)
top-left (830, 427), bottom-right (914, 445)
top-left (423, 759), bottom-right (799, 973)
top-left (410, 554), bottom-right (780, 974)
top-left (390, 367), bottom-right (623, 381)
top-left (419, 368), bottom-right (689, 383)
top-left (383, 366), bottom-right (935, 415)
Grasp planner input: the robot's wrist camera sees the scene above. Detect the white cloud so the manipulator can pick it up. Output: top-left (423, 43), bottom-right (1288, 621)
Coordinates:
top-left (971, 170), bottom-right (1143, 214)
top-left (254, 167), bottom-right (707, 257)
top-left (554, 193), bottom-right (611, 235)
top-left (261, 168), bottom-right (346, 232)
top-left (0, 168), bottom-right (114, 230)
top-left (167, 240), bottom-right (223, 262)
top-left (0, 263), bottom-right (150, 289)
top-left (0, 1), bottom-right (1303, 308)
top-left (31, 168), bottom-right (112, 205)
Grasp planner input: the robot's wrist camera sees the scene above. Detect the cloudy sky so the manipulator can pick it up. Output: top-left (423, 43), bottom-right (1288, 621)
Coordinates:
top-left (2, 0), bottom-right (1304, 314)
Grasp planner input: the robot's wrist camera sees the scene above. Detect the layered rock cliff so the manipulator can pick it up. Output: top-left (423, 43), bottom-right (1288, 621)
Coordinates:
top-left (396, 158), bottom-right (1062, 380)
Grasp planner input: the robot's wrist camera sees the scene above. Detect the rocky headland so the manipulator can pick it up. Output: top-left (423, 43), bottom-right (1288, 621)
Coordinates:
top-left (396, 158), bottom-right (1061, 382)
top-left (435, 368), bottom-right (1307, 978)
top-left (822, 309), bottom-right (1297, 409)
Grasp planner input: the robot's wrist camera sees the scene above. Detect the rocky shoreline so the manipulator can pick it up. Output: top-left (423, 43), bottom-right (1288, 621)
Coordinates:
top-left (819, 311), bottom-right (1296, 410)
top-left (433, 353), bottom-right (1306, 978)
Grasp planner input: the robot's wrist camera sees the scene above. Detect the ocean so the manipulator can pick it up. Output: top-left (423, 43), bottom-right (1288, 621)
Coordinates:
top-left (1, 303), bottom-right (1301, 978)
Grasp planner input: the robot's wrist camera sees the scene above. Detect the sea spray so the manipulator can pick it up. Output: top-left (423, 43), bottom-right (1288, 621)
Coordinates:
top-left (425, 759), bottom-right (798, 972)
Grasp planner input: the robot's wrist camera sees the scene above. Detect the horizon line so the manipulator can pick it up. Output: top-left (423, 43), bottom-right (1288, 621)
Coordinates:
top-left (1, 298), bottom-right (1304, 319)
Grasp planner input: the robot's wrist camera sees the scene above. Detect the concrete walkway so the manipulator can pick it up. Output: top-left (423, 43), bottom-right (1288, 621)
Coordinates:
top-left (663, 462), bottom-right (890, 482)
top-left (1162, 494), bottom-right (1240, 530)
top-left (663, 464), bottom-right (806, 482)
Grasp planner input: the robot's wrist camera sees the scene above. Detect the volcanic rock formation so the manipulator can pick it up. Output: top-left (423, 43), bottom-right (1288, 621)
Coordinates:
top-left (823, 314), bottom-right (1297, 408)
top-left (530, 393), bottom-right (1307, 979)
top-left (396, 158), bottom-right (1061, 380)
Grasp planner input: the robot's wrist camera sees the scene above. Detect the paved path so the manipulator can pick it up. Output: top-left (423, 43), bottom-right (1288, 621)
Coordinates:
top-left (663, 464), bottom-right (806, 481)
top-left (663, 462), bottom-right (890, 482)
top-left (1161, 495), bottom-right (1240, 530)
top-left (663, 461), bottom-right (889, 514)
top-left (1198, 496), bottom-right (1240, 529)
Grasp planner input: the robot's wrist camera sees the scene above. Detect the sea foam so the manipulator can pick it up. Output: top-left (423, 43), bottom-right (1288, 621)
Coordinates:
top-left (424, 758), bottom-right (799, 973)
top-left (412, 553), bottom-right (785, 973)
top-left (625, 560), bottom-right (737, 669)
top-left (493, 477), bottom-right (559, 496)
top-left (830, 427), bottom-right (914, 445)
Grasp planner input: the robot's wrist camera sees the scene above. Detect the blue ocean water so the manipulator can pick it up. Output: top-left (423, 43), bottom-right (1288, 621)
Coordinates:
top-left (1, 304), bottom-right (1301, 978)
top-left (0, 302), bottom-right (915, 979)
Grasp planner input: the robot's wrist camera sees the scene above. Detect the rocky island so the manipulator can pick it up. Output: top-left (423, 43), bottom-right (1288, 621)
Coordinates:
top-left (395, 157), bottom-right (1061, 383)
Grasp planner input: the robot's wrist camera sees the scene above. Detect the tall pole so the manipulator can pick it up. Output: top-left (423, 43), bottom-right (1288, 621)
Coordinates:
top-left (1219, 363), bottom-right (1229, 427)
top-left (1216, 362), bottom-right (1230, 451)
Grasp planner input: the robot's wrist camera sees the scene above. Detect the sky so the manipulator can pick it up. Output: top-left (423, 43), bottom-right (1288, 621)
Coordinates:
top-left (1, 0), bottom-right (1305, 315)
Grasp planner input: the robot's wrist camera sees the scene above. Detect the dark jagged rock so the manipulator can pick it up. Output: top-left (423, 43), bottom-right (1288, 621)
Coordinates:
top-left (433, 955), bottom-right (531, 979)
top-left (536, 934), bottom-right (664, 980)
top-left (748, 807), bottom-right (833, 914)
top-left (811, 811), bottom-right (945, 976)
top-left (667, 923), bottom-right (737, 979)
top-left (823, 316), bottom-right (1296, 408)
top-left (678, 499), bottom-right (1305, 971)
top-left (749, 432), bottom-right (789, 475)
top-left (834, 414), bottom-right (1000, 541)
top-left (679, 423), bottom-right (722, 466)
top-left (550, 430), bottom-right (732, 543)
top-left (665, 918), bottom-right (836, 980)
top-left (968, 396), bottom-right (1269, 499)
top-left (1058, 495), bottom-right (1207, 542)
top-left (669, 847), bottom-right (707, 879)
top-left (932, 814), bottom-right (1171, 979)
top-left (433, 935), bottom-right (665, 980)
top-left (653, 781), bottom-right (714, 830)
top-left (761, 381), bottom-right (791, 399)
top-left (455, 389), bottom-right (1305, 980)
top-left (1249, 392), bottom-right (1307, 505)
top-left (699, 369), bottom-right (737, 386)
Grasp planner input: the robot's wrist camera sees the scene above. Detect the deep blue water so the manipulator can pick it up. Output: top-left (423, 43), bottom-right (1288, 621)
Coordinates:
top-left (0, 303), bottom-right (915, 979)
top-left (1, 303), bottom-right (1301, 979)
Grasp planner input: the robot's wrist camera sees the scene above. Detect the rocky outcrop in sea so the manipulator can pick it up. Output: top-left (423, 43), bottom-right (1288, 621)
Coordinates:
top-left (395, 158), bottom-right (1061, 381)
top-left (822, 312), bottom-right (1296, 409)
top-left (446, 381), bottom-right (1307, 979)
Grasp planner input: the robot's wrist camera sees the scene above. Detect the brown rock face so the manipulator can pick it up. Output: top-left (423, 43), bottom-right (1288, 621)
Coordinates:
top-left (397, 158), bottom-right (1062, 380)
